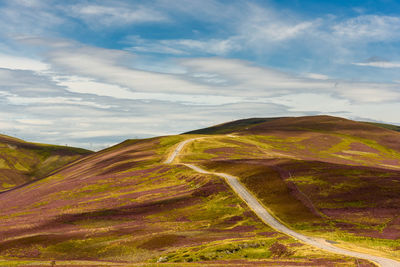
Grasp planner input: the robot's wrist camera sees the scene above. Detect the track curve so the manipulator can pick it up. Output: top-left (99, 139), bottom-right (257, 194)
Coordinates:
top-left (165, 137), bottom-right (400, 267)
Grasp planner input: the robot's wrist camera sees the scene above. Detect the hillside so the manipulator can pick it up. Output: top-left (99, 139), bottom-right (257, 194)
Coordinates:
top-left (0, 134), bottom-right (368, 266)
top-left (184, 118), bottom-right (283, 135)
top-left (1, 115), bottom-right (399, 265)
top-left (184, 115), bottom-right (400, 169)
top-left (0, 134), bottom-right (92, 192)
top-left (365, 122), bottom-right (400, 132)
top-left (180, 115), bottom-right (400, 261)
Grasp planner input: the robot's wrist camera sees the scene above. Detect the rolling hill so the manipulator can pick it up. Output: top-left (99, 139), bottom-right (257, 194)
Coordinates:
top-left (365, 122), bottom-right (400, 132)
top-left (0, 115), bottom-right (399, 266)
top-left (184, 117), bottom-right (283, 135)
top-left (0, 134), bottom-right (92, 192)
top-left (180, 115), bottom-right (400, 261)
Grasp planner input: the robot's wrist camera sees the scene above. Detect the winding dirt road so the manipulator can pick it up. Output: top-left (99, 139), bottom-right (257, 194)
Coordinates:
top-left (166, 137), bottom-right (400, 267)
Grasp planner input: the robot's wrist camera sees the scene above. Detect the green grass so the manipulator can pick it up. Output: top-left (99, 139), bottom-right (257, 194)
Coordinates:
top-left (0, 260), bottom-right (124, 266)
top-left (0, 137), bottom-right (92, 191)
top-left (286, 175), bottom-right (328, 186)
top-left (41, 236), bottom-right (135, 260)
top-left (1, 182), bottom-right (15, 189)
top-left (187, 191), bottom-right (247, 223)
top-left (200, 160), bottom-right (323, 225)
top-left (161, 239), bottom-right (275, 262)
top-left (157, 236), bottom-right (358, 265)
top-left (175, 133), bottom-right (400, 262)
top-left (158, 135), bottom-right (186, 153)
top-left (305, 229), bottom-right (400, 259)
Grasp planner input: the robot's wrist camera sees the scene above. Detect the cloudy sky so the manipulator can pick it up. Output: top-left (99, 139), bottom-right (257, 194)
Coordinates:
top-left (0, 0), bottom-right (400, 150)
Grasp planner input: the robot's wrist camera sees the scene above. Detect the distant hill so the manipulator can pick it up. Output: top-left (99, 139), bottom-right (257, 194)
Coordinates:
top-left (365, 121), bottom-right (400, 132)
top-left (0, 134), bottom-right (92, 192)
top-left (184, 117), bottom-right (283, 134)
top-left (185, 115), bottom-right (400, 156)
top-left (186, 115), bottom-right (400, 135)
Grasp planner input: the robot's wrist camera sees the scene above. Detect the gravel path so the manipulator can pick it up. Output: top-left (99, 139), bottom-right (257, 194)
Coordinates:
top-left (166, 137), bottom-right (400, 267)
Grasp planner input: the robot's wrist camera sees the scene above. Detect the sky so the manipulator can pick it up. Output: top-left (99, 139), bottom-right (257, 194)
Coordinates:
top-left (0, 0), bottom-right (399, 150)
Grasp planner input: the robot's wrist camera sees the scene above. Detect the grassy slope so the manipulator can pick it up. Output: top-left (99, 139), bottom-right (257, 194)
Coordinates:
top-left (0, 135), bottom-right (365, 266)
top-left (365, 122), bottom-right (400, 132)
top-left (0, 134), bottom-right (92, 192)
top-left (178, 115), bottom-right (400, 260)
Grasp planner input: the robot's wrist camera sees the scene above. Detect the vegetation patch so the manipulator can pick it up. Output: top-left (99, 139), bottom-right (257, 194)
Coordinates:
top-left (138, 234), bottom-right (186, 250)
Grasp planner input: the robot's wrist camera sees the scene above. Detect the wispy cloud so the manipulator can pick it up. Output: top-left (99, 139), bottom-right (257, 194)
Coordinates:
top-left (0, 0), bottom-right (64, 36)
top-left (0, 1), bottom-right (399, 150)
top-left (303, 73), bottom-right (330, 80)
top-left (332, 15), bottom-right (400, 42)
top-left (16, 119), bottom-right (52, 125)
top-left (353, 61), bottom-right (400, 68)
top-left (125, 36), bottom-right (240, 56)
top-left (66, 3), bottom-right (170, 27)
top-left (124, 3), bottom-right (319, 56)
top-left (0, 54), bottom-right (49, 72)
top-left (237, 5), bottom-right (318, 44)
top-left (42, 44), bottom-right (400, 106)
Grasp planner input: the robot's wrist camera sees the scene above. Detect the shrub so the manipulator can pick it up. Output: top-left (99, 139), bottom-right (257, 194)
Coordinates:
top-left (269, 242), bottom-right (292, 258)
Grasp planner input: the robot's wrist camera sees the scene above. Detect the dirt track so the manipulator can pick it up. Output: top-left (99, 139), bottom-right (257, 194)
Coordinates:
top-left (166, 137), bottom-right (400, 267)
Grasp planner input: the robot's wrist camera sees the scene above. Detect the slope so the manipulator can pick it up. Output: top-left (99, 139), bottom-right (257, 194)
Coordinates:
top-left (174, 138), bottom-right (399, 266)
top-left (184, 118), bottom-right (283, 135)
top-left (0, 135), bottom-right (367, 266)
top-left (0, 134), bottom-right (92, 192)
top-left (179, 115), bottom-right (400, 261)
top-left (365, 122), bottom-right (400, 132)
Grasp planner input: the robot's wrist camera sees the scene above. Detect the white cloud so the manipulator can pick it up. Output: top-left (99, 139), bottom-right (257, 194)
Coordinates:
top-left (67, 3), bottom-right (169, 27)
top-left (269, 93), bottom-right (350, 112)
top-left (55, 75), bottom-right (242, 105)
top-left (44, 46), bottom-right (400, 105)
top-left (0, 68), bottom-right (65, 95)
top-left (181, 57), bottom-right (333, 93)
top-left (7, 96), bottom-right (112, 109)
top-left (346, 102), bottom-right (400, 125)
top-left (16, 119), bottom-right (52, 125)
top-left (156, 0), bottom-right (240, 23)
top-left (0, 54), bottom-right (48, 72)
top-left (303, 73), bottom-right (330, 80)
top-left (234, 4), bottom-right (319, 49)
top-left (353, 61), bottom-right (400, 68)
top-left (124, 3), bottom-right (319, 56)
top-left (67, 130), bottom-right (128, 138)
top-left (335, 83), bottom-right (400, 103)
top-left (46, 47), bottom-right (213, 95)
top-left (243, 20), bottom-right (315, 42)
top-left (126, 36), bottom-right (240, 56)
top-left (185, 58), bottom-right (400, 103)
top-left (332, 15), bottom-right (400, 42)
top-left (0, 0), bottom-right (64, 36)
top-left (0, 120), bottom-right (17, 130)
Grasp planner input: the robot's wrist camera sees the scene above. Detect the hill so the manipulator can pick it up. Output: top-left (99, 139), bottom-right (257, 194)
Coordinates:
top-left (0, 134), bottom-right (92, 192)
top-left (0, 135), bottom-right (368, 266)
top-left (365, 122), bottom-right (400, 132)
top-left (184, 117), bottom-right (283, 135)
top-left (180, 115), bottom-right (400, 261)
top-left (1, 115), bottom-right (400, 265)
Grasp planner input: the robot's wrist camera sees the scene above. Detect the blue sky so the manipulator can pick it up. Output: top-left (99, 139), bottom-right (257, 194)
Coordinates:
top-left (0, 0), bottom-right (399, 150)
